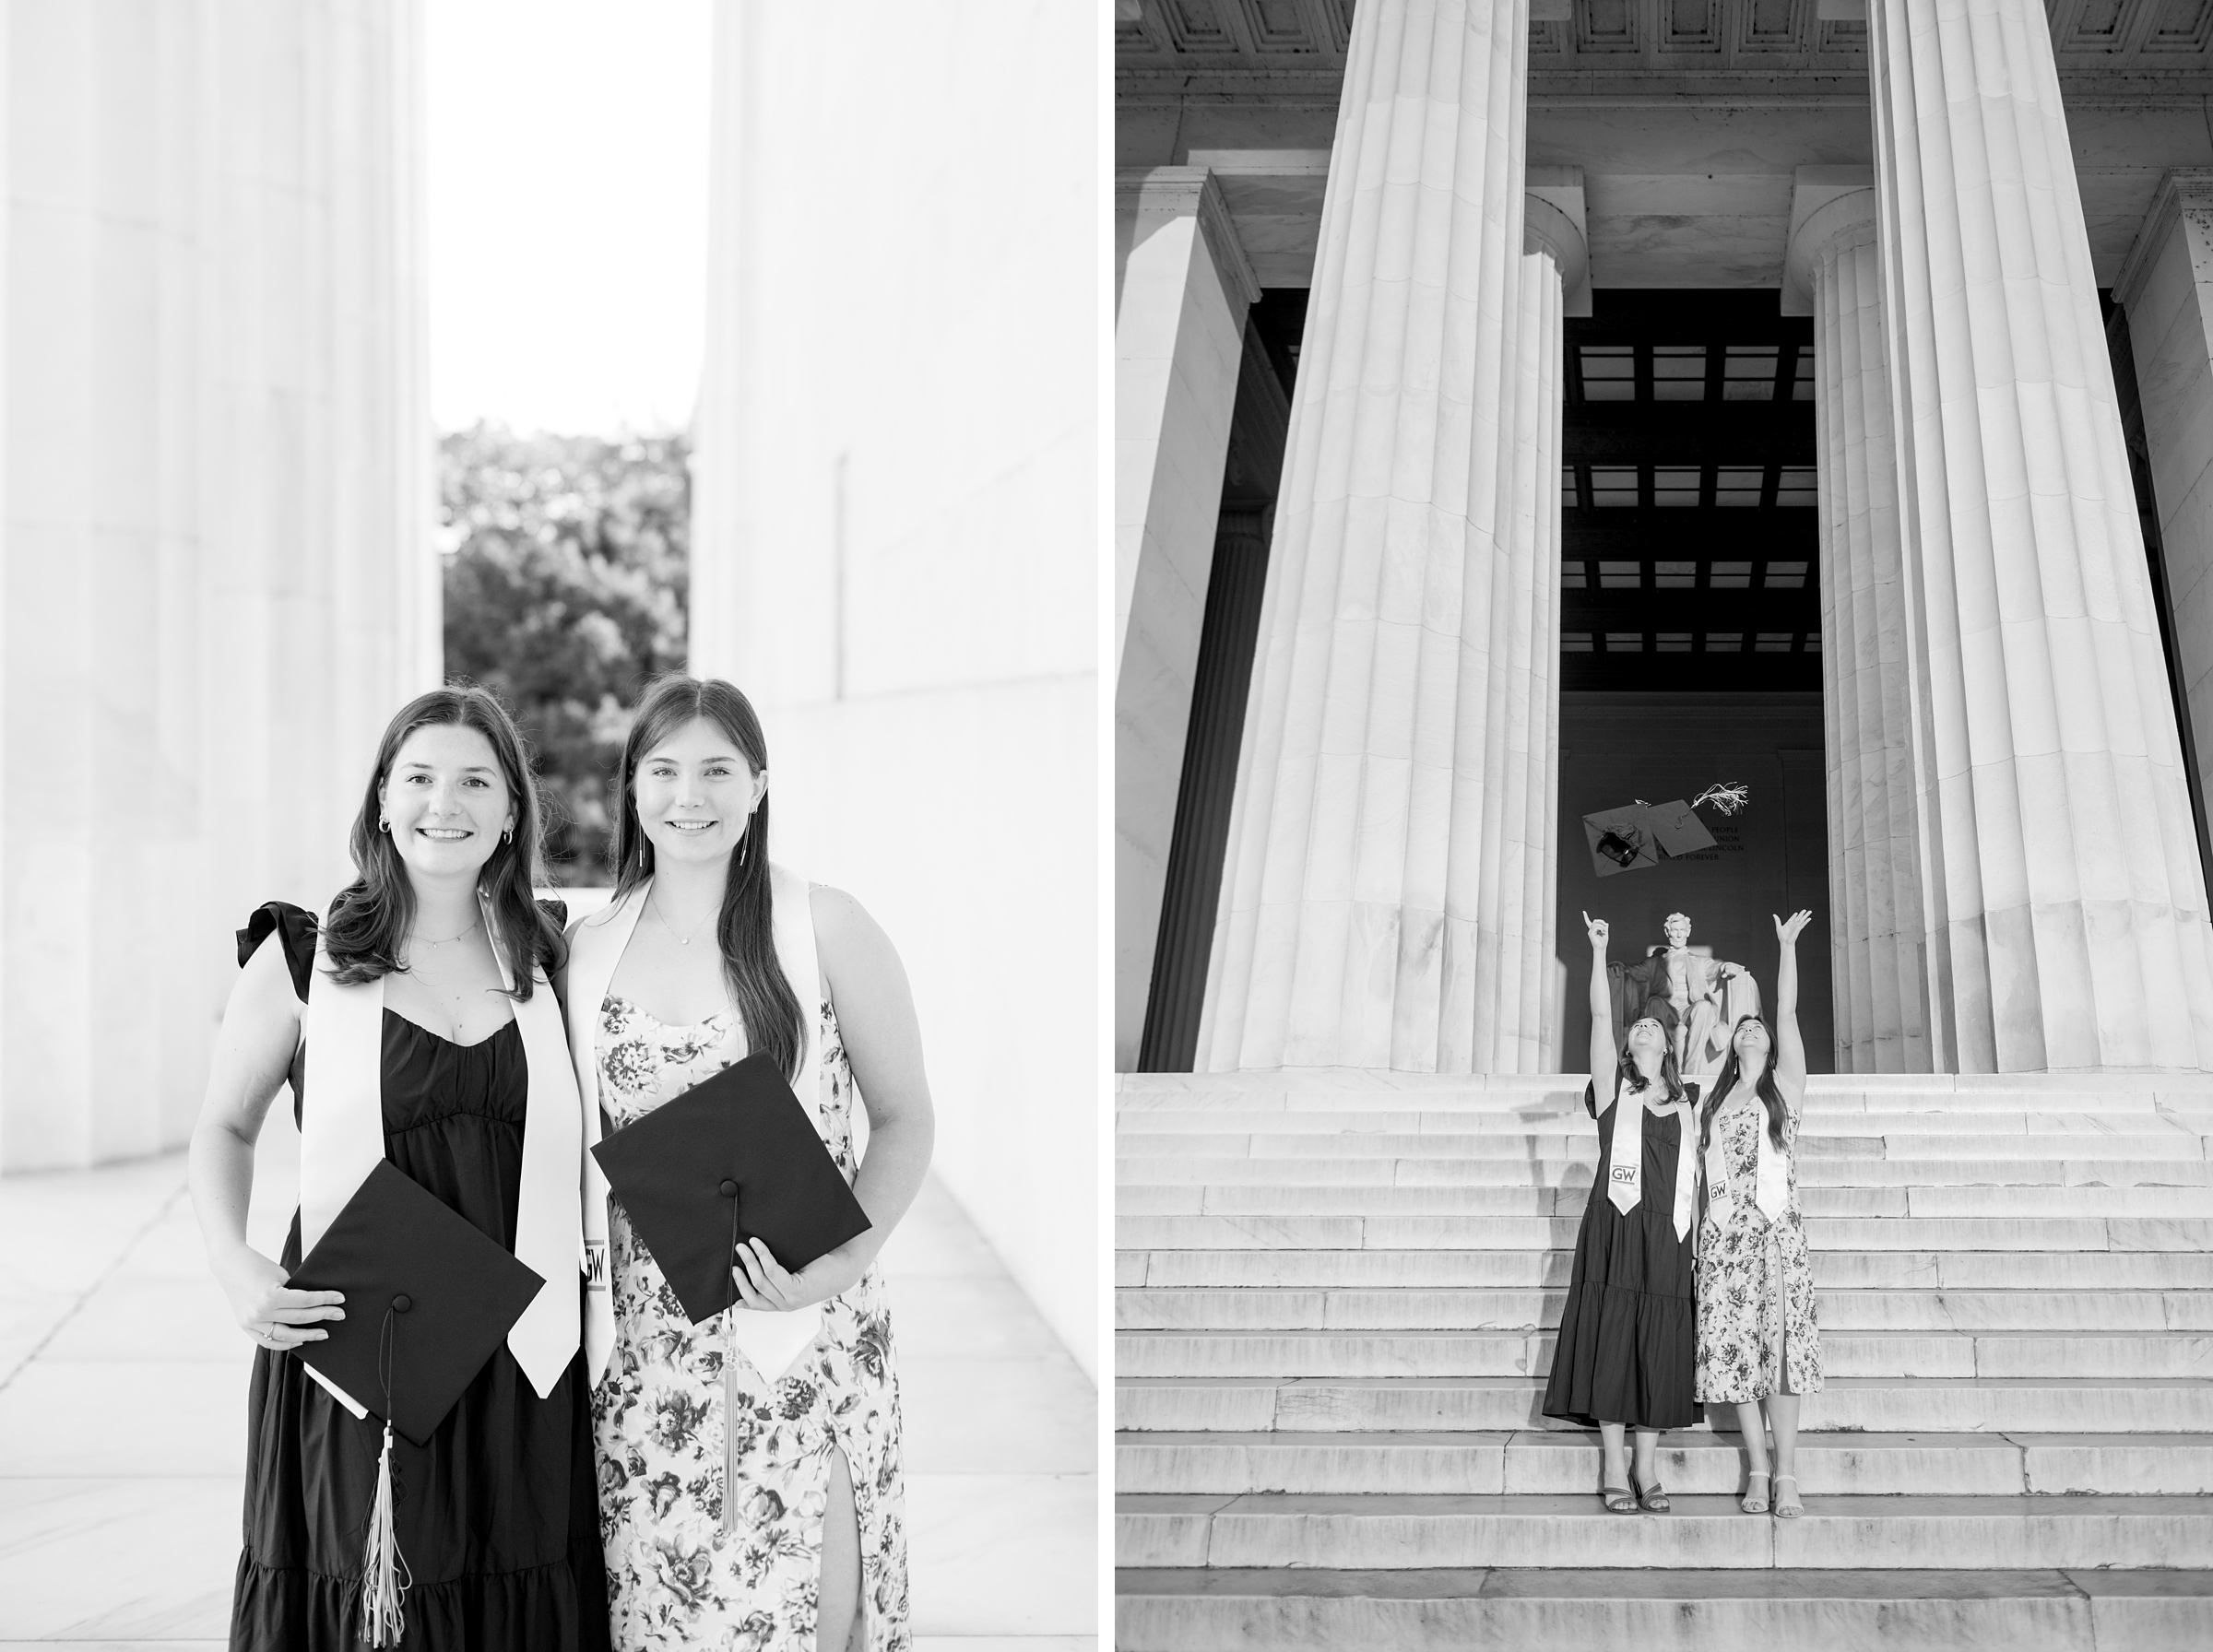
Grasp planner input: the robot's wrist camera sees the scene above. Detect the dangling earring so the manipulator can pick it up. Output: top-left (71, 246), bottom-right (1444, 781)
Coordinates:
top-left (737, 832), bottom-right (749, 868)
top-left (502, 827), bottom-right (513, 845)
top-left (378, 818), bottom-right (390, 833)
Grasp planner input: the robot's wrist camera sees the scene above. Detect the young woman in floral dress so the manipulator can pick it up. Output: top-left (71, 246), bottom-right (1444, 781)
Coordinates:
top-left (562, 676), bottom-right (935, 1652)
top-left (1694, 910), bottom-right (1823, 1519)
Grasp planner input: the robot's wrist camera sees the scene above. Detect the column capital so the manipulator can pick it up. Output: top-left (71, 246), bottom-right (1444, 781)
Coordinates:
top-left (2114, 168), bottom-right (2213, 313)
top-left (1115, 166), bottom-right (1260, 307)
top-left (1781, 167), bottom-right (1876, 316)
top-left (1525, 165), bottom-right (1590, 317)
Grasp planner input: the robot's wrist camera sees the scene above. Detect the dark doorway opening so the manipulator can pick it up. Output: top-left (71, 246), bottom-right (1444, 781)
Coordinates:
top-left (1556, 290), bottom-right (1836, 1075)
top-left (2102, 291), bottom-right (2213, 901)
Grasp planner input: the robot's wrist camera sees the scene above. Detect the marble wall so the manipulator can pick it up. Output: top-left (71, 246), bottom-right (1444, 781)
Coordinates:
top-left (690, 3), bottom-right (1096, 1373)
top-left (0, 0), bottom-right (437, 1169)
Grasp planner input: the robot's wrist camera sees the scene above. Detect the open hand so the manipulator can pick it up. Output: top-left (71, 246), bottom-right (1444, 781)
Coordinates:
top-left (1775, 909), bottom-right (1814, 945)
top-left (1582, 911), bottom-right (1609, 950)
top-left (214, 1245), bottom-right (344, 1352)
top-left (731, 1235), bottom-right (861, 1314)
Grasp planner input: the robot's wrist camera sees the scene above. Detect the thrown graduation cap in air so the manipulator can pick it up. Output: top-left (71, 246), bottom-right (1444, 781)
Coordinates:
top-left (287, 1159), bottom-right (548, 1646)
top-left (1641, 798), bottom-right (1718, 857)
top-left (590, 1050), bottom-right (872, 1327)
top-left (1582, 803), bottom-right (1660, 878)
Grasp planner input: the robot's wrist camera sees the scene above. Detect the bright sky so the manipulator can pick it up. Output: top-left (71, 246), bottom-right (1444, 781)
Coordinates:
top-left (427, 0), bottom-right (714, 434)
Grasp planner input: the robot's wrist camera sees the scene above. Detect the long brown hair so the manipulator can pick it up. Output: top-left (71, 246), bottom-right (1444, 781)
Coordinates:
top-left (324, 685), bottom-right (562, 995)
top-left (1699, 1014), bottom-right (1790, 1152)
top-left (609, 675), bottom-right (806, 1084)
top-left (1615, 1044), bottom-right (1689, 1105)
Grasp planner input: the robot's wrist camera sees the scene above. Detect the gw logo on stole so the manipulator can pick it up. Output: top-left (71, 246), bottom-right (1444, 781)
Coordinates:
top-left (1610, 1164), bottom-right (1638, 1186)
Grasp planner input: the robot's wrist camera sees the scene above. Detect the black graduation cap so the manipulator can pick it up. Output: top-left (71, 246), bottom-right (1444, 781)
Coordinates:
top-left (590, 1050), bottom-right (873, 1326)
top-left (1644, 798), bottom-right (1718, 857)
top-left (288, 1160), bottom-right (547, 1447)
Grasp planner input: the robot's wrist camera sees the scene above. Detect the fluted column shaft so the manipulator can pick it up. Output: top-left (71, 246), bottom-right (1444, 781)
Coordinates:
top-left (1800, 191), bottom-right (1933, 1073)
top-left (1198, 0), bottom-right (1534, 1072)
top-left (1113, 167), bottom-right (1257, 1071)
top-left (1870, 0), bottom-right (2213, 1069)
top-left (1478, 247), bottom-right (1562, 1073)
top-left (2, 1), bottom-right (434, 1168)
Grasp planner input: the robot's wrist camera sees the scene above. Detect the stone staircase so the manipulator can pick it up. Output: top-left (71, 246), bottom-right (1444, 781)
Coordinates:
top-left (1115, 1070), bottom-right (2213, 1648)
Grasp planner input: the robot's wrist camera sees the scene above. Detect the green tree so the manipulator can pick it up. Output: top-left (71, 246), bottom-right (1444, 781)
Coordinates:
top-left (440, 423), bottom-right (689, 883)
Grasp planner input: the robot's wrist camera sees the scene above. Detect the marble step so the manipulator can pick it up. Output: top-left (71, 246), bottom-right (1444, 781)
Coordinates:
top-left (1118, 1153), bottom-right (2213, 1187)
top-left (1117, 1074), bottom-right (2213, 1107)
top-left (1113, 1431), bottom-right (2213, 1496)
top-left (1115, 1106), bottom-right (2209, 1139)
top-left (1118, 1183), bottom-right (2213, 1218)
top-left (1115, 1129), bottom-right (2207, 1160)
top-left (1118, 1092), bottom-right (2190, 1120)
top-left (1116, 1492), bottom-right (2213, 1570)
top-left (1119, 1246), bottom-right (2213, 1291)
top-left (1115, 1328), bottom-right (2213, 1380)
top-left (1114, 1375), bottom-right (2213, 1434)
top-left (1118, 1071), bottom-right (2213, 1095)
top-left (1116, 1287), bottom-right (2213, 1333)
top-left (1116, 1214), bottom-right (2213, 1252)
top-left (1113, 1566), bottom-right (2213, 1652)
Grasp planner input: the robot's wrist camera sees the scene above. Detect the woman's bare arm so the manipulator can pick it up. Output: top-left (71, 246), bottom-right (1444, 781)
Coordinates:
top-left (1583, 912), bottom-right (1615, 1104)
top-left (185, 933), bottom-right (345, 1347)
top-left (1773, 909), bottom-right (1812, 1099)
top-left (732, 887), bottom-right (937, 1313)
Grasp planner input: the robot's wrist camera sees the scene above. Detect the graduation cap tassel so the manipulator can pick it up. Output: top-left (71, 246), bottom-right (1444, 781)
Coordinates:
top-left (361, 1307), bottom-right (412, 1647)
top-left (361, 1418), bottom-right (409, 1646)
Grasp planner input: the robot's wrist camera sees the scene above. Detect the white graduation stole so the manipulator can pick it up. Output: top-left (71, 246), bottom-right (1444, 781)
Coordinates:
top-left (1704, 1082), bottom-right (1792, 1225)
top-left (1605, 1074), bottom-right (1697, 1242)
top-left (570, 862), bottom-right (842, 1389)
top-left (297, 893), bottom-right (584, 1417)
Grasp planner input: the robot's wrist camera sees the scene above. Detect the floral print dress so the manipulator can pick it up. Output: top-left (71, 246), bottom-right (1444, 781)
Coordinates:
top-left (1694, 1083), bottom-right (1823, 1404)
top-left (592, 994), bottom-right (910, 1652)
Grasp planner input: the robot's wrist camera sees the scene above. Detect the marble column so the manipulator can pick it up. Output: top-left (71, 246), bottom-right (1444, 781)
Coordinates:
top-left (1480, 245), bottom-right (1564, 1074)
top-left (2114, 169), bottom-right (2213, 896)
top-left (1197, 0), bottom-right (1535, 1073)
top-left (1, 1), bottom-right (435, 1169)
top-left (1114, 167), bottom-right (1258, 1070)
top-left (1791, 184), bottom-right (1933, 1073)
top-left (1869, 0), bottom-right (2213, 1070)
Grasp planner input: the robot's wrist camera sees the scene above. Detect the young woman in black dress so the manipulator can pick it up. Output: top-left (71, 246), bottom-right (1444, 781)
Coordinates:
top-left (186, 686), bottom-right (609, 1650)
top-left (1541, 911), bottom-right (1701, 1513)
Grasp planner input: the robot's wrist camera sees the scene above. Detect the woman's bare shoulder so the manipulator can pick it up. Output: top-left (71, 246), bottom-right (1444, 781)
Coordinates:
top-left (809, 884), bottom-right (889, 952)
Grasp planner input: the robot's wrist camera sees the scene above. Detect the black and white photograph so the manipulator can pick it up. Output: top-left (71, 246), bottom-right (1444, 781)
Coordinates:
top-left (1116, 0), bottom-right (2213, 1646)
top-left (0, 4), bottom-right (1095, 1651)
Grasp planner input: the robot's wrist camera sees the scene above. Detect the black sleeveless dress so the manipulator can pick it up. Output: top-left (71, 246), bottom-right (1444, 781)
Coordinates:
top-left (228, 903), bottom-right (610, 1652)
top-left (1541, 1079), bottom-right (1699, 1431)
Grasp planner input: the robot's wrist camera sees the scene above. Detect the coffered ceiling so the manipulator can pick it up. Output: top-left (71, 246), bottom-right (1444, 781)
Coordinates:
top-left (1118, 1), bottom-right (2213, 290)
top-left (1117, 0), bottom-right (2213, 86)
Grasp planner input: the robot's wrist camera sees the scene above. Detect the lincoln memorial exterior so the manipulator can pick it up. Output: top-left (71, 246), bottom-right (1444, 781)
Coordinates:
top-left (1117, 1), bottom-right (2213, 1640)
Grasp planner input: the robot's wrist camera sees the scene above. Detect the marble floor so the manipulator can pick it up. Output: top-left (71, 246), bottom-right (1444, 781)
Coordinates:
top-left (0, 1107), bottom-right (1097, 1648)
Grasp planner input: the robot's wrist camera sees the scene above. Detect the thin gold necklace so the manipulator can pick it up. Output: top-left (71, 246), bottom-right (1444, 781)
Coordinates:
top-left (650, 892), bottom-right (716, 947)
top-left (412, 917), bottom-right (480, 949)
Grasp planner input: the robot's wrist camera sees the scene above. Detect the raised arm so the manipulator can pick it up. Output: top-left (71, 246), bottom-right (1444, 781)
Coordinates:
top-left (1772, 909), bottom-right (1813, 1092)
top-left (1583, 912), bottom-right (1615, 1092)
